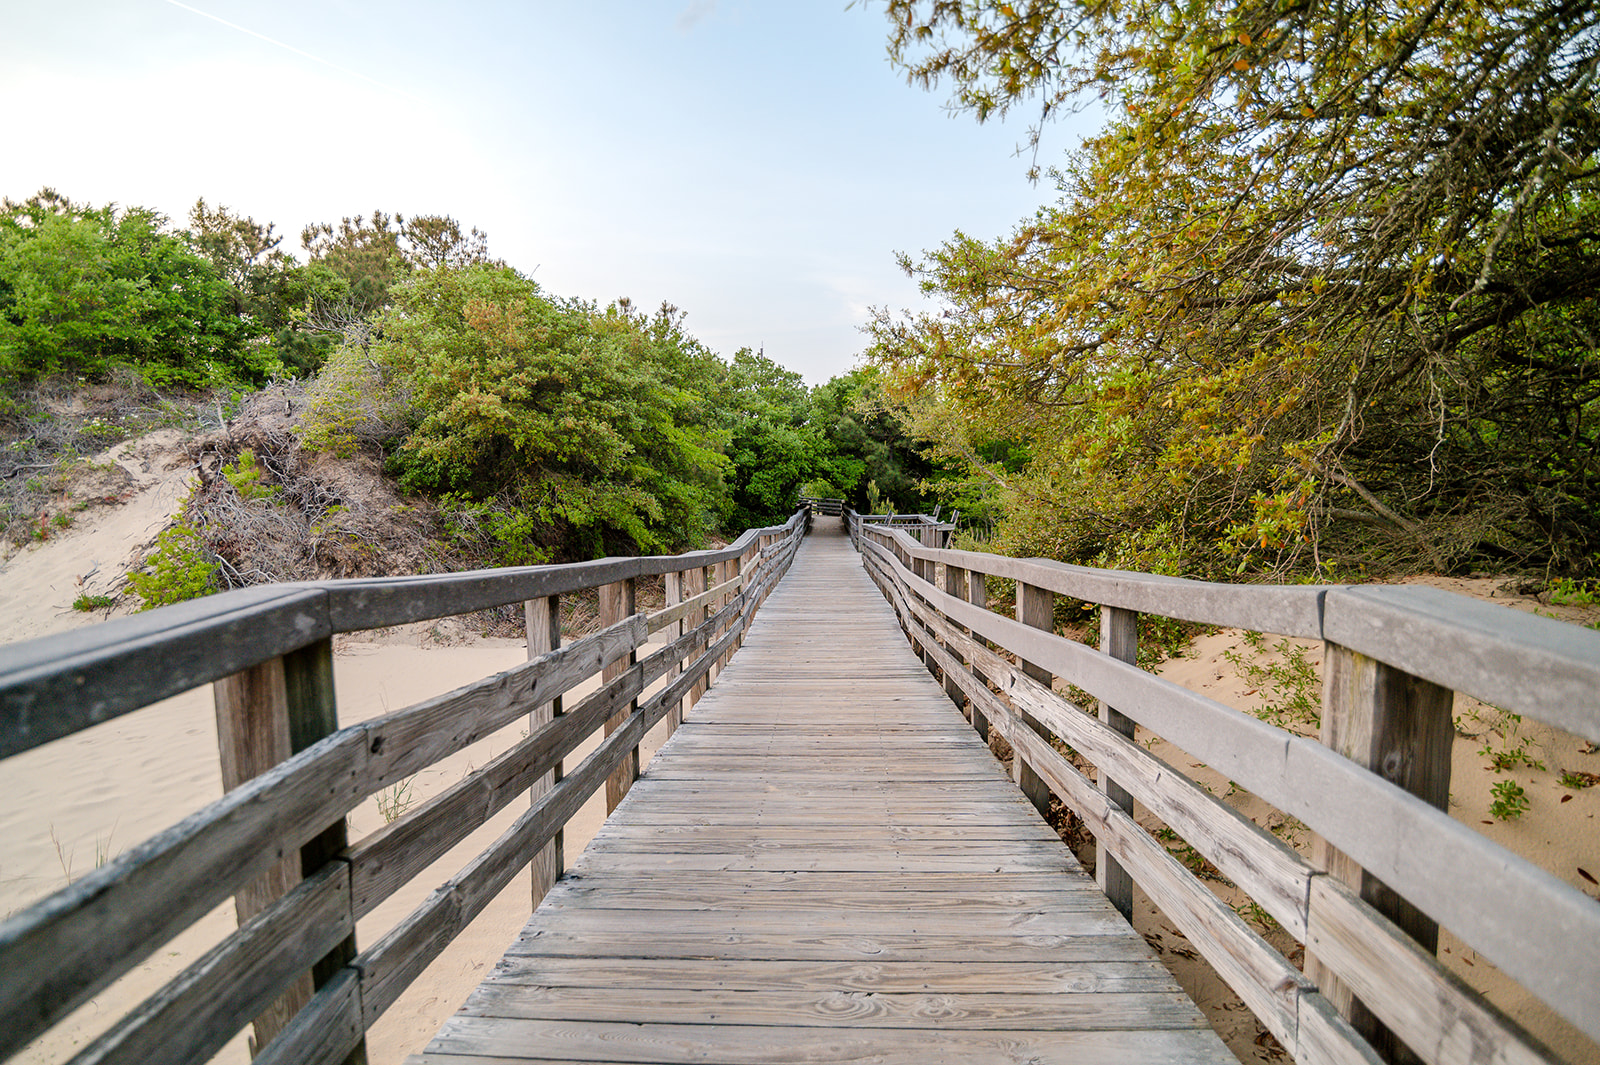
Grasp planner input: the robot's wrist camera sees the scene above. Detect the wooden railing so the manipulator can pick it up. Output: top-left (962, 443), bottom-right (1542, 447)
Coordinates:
top-left (845, 509), bottom-right (956, 550)
top-left (797, 496), bottom-right (845, 517)
top-left (855, 517), bottom-right (1600, 1065)
top-left (0, 509), bottom-right (808, 1065)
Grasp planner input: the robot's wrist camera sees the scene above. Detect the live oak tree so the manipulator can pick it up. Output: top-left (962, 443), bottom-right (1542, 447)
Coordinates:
top-left (866, 0), bottom-right (1600, 576)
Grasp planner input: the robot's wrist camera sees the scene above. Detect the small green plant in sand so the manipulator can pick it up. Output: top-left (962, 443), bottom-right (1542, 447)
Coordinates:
top-left (1559, 770), bottom-right (1600, 789)
top-left (1489, 778), bottom-right (1530, 820)
top-left (375, 776), bottom-right (419, 823)
top-left (1223, 631), bottom-right (1320, 731)
top-left (128, 520), bottom-right (218, 609)
top-left (72, 593), bottom-right (116, 612)
top-left (221, 449), bottom-right (281, 502)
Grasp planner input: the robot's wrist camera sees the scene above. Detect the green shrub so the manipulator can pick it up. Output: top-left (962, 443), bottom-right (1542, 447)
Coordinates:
top-left (128, 521), bottom-right (218, 608)
top-left (221, 449), bottom-right (280, 501)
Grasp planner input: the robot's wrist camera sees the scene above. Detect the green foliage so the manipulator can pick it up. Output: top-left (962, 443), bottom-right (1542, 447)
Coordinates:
top-left (72, 593), bottom-right (115, 611)
top-left (1549, 578), bottom-right (1599, 608)
top-left (308, 264), bottom-right (731, 560)
top-left (0, 190), bottom-right (271, 388)
top-left (868, 0), bottom-right (1600, 578)
top-left (221, 449), bottom-right (281, 501)
top-left (128, 521), bottom-right (219, 608)
top-left (1223, 631), bottom-right (1321, 731)
top-left (1479, 733), bottom-right (1546, 773)
top-left (1489, 778), bottom-right (1530, 821)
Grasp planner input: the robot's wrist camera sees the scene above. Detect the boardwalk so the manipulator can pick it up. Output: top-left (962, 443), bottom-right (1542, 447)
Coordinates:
top-left (407, 525), bottom-right (1232, 1064)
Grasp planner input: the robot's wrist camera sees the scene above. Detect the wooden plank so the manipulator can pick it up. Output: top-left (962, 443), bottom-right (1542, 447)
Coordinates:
top-left (252, 968), bottom-right (365, 1065)
top-left (682, 564), bottom-right (707, 709)
top-left (647, 571), bottom-right (745, 633)
top-left (866, 534), bottom-right (1600, 1039)
top-left (1097, 605), bottom-right (1137, 923)
top-left (600, 578), bottom-right (639, 813)
top-left (322, 515), bottom-right (800, 632)
top-left (0, 585), bottom-right (330, 760)
top-left (357, 688), bottom-right (655, 1026)
top-left (0, 725), bottom-right (370, 1063)
top-left (370, 613), bottom-right (645, 787)
top-left (1005, 722), bottom-right (1313, 1052)
top-left (68, 863), bottom-right (352, 1065)
top-left (415, 1020), bottom-right (1231, 1064)
top-left (1323, 584), bottom-right (1600, 744)
top-left (863, 523), bottom-right (1325, 637)
top-left (346, 664), bottom-right (642, 917)
top-left (1305, 876), bottom-right (1561, 1065)
top-left (458, 984), bottom-right (1211, 1030)
top-left (483, 956), bottom-right (1183, 993)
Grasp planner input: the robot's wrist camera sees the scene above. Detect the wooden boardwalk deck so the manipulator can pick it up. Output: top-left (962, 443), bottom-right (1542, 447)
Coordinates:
top-left (407, 525), bottom-right (1232, 1064)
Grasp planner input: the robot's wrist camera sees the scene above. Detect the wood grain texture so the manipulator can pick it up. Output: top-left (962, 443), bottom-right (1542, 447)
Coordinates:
top-left (411, 524), bottom-right (1231, 1065)
top-left (524, 594), bottom-right (561, 907)
top-left (861, 531), bottom-right (1600, 1042)
top-left (67, 863), bottom-right (352, 1065)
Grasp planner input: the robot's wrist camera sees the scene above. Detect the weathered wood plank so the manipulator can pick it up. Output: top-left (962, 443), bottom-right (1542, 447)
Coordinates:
top-left (458, 984), bottom-right (1212, 1030)
top-left (67, 864), bottom-right (352, 1065)
top-left (415, 1020), bottom-right (1233, 1065)
top-left (483, 956), bottom-right (1184, 993)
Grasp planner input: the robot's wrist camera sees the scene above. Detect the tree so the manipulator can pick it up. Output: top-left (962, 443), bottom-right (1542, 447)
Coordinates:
top-left (189, 199), bottom-right (343, 375)
top-left (867, 0), bottom-right (1600, 575)
top-left (0, 190), bottom-right (263, 388)
top-left (306, 263), bottom-right (730, 561)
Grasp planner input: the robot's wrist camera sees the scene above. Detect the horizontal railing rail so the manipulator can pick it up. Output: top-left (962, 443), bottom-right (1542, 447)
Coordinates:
top-left (0, 509), bottom-right (808, 1065)
top-left (796, 496), bottom-right (845, 516)
top-left (856, 520), bottom-right (1599, 1065)
top-left (844, 509), bottom-right (956, 551)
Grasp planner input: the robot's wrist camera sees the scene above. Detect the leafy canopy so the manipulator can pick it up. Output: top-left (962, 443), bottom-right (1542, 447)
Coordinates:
top-left (868, 0), bottom-right (1600, 575)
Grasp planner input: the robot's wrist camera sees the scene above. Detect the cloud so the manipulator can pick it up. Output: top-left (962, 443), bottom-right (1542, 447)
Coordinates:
top-left (676, 0), bottom-right (717, 32)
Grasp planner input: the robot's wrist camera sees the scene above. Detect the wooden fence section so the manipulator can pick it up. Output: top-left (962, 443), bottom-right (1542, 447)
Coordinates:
top-left (0, 511), bottom-right (807, 1065)
top-left (856, 517), bottom-right (1600, 1065)
top-left (406, 522), bottom-right (1235, 1065)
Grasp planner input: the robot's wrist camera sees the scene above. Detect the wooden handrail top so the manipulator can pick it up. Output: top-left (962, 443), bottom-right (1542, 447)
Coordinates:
top-left (862, 523), bottom-right (1600, 743)
top-left (0, 512), bottom-right (805, 761)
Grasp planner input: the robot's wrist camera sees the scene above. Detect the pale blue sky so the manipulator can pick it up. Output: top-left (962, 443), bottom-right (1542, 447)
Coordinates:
top-left (1, 1), bottom-right (1096, 381)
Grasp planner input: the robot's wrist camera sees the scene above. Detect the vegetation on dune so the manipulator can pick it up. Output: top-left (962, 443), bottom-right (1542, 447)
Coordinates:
top-left (866, 0), bottom-right (1600, 579)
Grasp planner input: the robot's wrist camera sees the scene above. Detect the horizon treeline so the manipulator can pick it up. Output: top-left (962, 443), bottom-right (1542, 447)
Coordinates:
top-left (0, 187), bottom-right (941, 562)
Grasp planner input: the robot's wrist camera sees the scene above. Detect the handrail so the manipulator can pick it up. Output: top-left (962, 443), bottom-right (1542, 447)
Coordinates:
top-left (0, 509), bottom-right (808, 1065)
top-left (857, 520), bottom-right (1600, 1065)
top-left (0, 517), bottom-right (797, 761)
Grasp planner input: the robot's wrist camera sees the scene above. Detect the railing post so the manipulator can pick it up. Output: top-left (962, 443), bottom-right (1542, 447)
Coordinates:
top-left (966, 570), bottom-right (990, 744)
top-left (663, 572), bottom-right (684, 734)
top-left (600, 578), bottom-right (639, 813)
top-left (212, 638), bottom-right (366, 1063)
top-left (524, 595), bottom-right (562, 905)
top-left (685, 564), bottom-right (709, 709)
top-left (1306, 644), bottom-right (1454, 1064)
top-left (1014, 582), bottom-right (1055, 818)
top-left (943, 563), bottom-right (968, 719)
top-left (1097, 607), bottom-right (1138, 923)
top-left (718, 555), bottom-right (740, 673)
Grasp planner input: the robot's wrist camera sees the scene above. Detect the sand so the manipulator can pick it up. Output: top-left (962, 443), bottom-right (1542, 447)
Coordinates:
top-left (4, 434), bottom-right (1597, 1063)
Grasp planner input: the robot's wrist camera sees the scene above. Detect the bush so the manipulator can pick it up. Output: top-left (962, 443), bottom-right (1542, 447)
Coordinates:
top-left (128, 521), bottom-right (219, 608)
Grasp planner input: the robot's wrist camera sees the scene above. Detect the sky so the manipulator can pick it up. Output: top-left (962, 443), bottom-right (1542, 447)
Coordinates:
top-left (1, 1), bottom-right (1098, 383)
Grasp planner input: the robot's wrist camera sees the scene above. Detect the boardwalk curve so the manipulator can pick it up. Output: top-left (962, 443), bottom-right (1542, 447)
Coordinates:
top-left (407, 525), bottom-right (1232, 1064)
